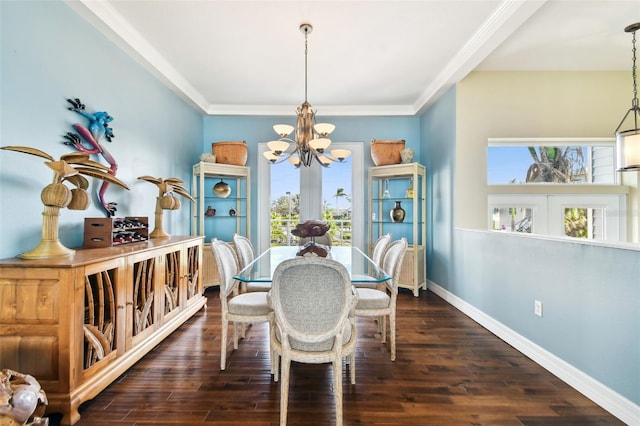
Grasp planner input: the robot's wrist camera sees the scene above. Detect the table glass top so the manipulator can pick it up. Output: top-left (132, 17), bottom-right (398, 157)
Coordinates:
top-left (233, 246), bottom-right (390, 283)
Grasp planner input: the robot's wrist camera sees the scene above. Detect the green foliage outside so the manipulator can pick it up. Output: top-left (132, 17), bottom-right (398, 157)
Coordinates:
top-left (564, 208), bottom-right (588, 238)
top-left (270, 189), bottom-right (352, 246)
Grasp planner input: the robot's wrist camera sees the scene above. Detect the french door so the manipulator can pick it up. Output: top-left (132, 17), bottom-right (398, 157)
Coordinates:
top-left (257, 142), bottom-right (363, 253)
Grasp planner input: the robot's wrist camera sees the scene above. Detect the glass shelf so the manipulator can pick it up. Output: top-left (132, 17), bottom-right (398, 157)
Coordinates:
top-left (191, 162), bottom-right (250, 244)
top-left (368, 162), bottom-right (427, 297)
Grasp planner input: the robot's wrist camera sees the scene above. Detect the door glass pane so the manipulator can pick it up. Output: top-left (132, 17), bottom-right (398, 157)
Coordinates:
top-left (268, 147), bottom-right (355, 248)
top-left (270, 162), bottom-right (299, 246)
top-left (322, 160), bottom-right (352, 246)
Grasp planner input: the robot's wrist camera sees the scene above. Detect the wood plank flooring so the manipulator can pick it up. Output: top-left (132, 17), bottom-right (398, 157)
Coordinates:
top-left (49, 288), bottom-right (624, 425)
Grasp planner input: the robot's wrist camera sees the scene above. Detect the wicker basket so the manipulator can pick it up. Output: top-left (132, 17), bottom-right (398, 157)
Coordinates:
top-left (370, 139), bottom-right (406, 166)
top-left (211, 141), bottom-right (247, 166)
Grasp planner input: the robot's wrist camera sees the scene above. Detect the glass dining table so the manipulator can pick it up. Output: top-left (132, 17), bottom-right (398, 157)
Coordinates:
top-left (233, 245), bottom-right (390, 284)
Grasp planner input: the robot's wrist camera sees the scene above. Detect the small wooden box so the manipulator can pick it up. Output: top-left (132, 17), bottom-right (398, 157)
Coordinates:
top-left (84, 217), bottom-right (149, 248)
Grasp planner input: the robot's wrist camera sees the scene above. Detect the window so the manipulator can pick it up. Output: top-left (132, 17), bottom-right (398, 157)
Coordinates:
top-left (487, 138), bottom-right (627, 242)
top-left (258, 142), bottom-right (364, 253)
top-left (487, 139), bottom-right (616, 185)
top-left (267, 157), bottom-right (352, 247)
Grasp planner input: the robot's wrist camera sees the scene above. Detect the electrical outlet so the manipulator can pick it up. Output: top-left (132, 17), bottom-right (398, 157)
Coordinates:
top-left (534, 300), bottom-right (543, 317)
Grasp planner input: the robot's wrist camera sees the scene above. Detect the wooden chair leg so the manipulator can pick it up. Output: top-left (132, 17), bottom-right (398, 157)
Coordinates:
top-left (233, 322), bottom-right (239, 349)
top-left (280, 355), bottom-right (291, 426)
top-left (390, 313), bottom-right (396, 361)
top-left (381, 316), bottom-right (387, 343)
top-left (333, 356), bottom-right (343, 426)
top-left (350, 352), bottom-right (356, 384)
top-left (220, 318), bottom-right (228, 370)
top-left (272, 349), bottom-right (280, 382)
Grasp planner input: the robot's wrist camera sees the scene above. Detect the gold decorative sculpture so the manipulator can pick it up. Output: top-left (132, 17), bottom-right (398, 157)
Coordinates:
top-left (0, 146), bottom-right (130, 259)
top-left (138, 176), bottom-right (194, 238)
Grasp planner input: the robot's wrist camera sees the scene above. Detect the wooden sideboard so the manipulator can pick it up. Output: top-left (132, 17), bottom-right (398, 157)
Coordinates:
top-left (0, 236), bottom-right (206, 425)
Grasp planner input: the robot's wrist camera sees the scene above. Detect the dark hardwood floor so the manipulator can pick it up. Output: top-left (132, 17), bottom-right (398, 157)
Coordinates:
top-left (50, 288), bottom-right (624, 425)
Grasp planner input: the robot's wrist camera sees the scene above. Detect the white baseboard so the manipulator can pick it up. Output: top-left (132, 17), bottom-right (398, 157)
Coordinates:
top-left (427, 281), bottom-right (639, 426)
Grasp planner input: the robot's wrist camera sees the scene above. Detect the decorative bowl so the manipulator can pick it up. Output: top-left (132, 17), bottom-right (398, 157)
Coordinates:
top-left (370, 139), bottom-right (406, 166)
top-left (211, 141), bottom-right (247, 166)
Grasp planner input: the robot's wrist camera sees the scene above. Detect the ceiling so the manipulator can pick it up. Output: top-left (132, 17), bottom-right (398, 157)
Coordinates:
top-left (67, 0), bottom-right (640, 117)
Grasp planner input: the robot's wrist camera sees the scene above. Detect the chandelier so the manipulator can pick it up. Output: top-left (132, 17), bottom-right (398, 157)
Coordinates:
top-left (615, 22), bottom-right (640, 171)
top-left (263, 24), bottom-right (351, 168)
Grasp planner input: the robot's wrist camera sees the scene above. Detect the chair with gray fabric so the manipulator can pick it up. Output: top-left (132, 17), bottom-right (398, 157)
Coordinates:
top-left (355, 237), bottom-right (407, 361)
top-left (211, 238), bottom-right (271, 370)
top-left (353, 233), bottom-right (391, 289)
top-left (269, 256), bottom-right (357, 426)
top-left (232, 233), bottom-right (271, 293)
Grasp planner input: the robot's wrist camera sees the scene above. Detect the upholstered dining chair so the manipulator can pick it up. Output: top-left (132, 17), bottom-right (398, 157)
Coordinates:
top-left (232, 233), bottom-right (271, 293)
top-left (355, 237), bottom-right (407, 361)
top-left (268, 256), bottom-right (357, 426)
top-left (211, 238), bottom-right (271, 370)
top-left (353, 233), bottom-right (391, 289)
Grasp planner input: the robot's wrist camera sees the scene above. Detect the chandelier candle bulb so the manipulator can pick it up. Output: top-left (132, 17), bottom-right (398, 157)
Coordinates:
top-left (267, 140), bottom-right (289, 155)
top-left (309, 138), bottom-right (331, 153)
top-left (264, 151), bottom-right (279, 163)
top-left (273, 124), bottom-right (294, 138)
top-left (314, 123), bottom-right (335, 136)
top-left (331, 149), bottom-right (351, 162)
top-left (288, 156), bottom-right (301, 167)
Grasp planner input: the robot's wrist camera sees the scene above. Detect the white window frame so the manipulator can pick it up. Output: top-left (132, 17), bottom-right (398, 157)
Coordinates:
top-left (487, 138), bottom-right (629, 242)
top-left (489, 193), bottom-right (627, 241)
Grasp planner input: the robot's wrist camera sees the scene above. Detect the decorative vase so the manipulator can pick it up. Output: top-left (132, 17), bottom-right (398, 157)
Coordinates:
top-left (400, 147), bottom-right (415, 164)
top-left (213, 180), bottom-right (231, 198)
top-left (390, 201), bottom-right (405, 223)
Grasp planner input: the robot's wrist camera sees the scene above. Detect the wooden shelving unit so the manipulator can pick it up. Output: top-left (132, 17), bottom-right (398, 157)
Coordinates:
top-left (191, 162), bottom-right (250, 288)
top-left (368, 163), bottom-right (427, 296)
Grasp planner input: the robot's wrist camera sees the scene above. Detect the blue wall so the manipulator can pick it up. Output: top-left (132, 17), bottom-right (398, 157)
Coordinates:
top-left (203, 115), bottom-right (421, 238)
top-left (0, 1), bottom-right (203, 258)
top-left (419, 87), bottom-right (456, 286)
top-left (452, 230), bottom-right (640, 410)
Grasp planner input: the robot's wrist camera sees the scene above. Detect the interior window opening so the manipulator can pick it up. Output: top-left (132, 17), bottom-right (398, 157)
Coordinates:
top-left (563, 207), bottom-right (605, 240)
top-left (492, 207), bottom-right (533, 233)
